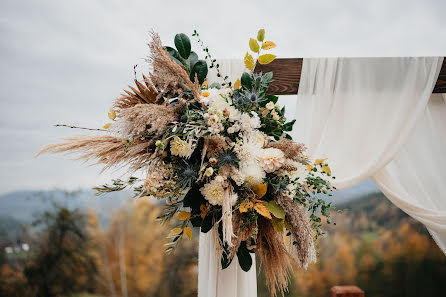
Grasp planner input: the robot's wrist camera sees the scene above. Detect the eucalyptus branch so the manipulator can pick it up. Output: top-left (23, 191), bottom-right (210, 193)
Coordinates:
top-left (192, 29), bottom-right (230, 86)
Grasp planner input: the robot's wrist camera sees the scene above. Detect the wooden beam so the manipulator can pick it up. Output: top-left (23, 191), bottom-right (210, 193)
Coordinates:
top-left (254, 58), bottom-right (446, 95)
top-left (331, 286), bottom-right (365, 297)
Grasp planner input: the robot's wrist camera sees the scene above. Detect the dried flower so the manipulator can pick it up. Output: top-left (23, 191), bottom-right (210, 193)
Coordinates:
top-left (200, 178), bottom-right (225, 205)
top-left (258, 148), bottom-right (285, 172)
top-left (170, 137), bottom-right (194, 158)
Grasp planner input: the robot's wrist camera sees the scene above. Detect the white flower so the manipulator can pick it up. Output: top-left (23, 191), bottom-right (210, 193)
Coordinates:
top-left (200, 178), bottom-right (225, 205)
top-left (235, 132), bottom-right (263, 162)
top-left (239, 113), bottom-right (260, 131)
top-left (239, 161), bottom-right (266, 187)
top-left (227, 126), bottom-right (235, 134)
top-left (207, 89), bottom-right (241, 122)
top-left (204, 167), bottom-right (214, 177)
top-left (258, 148), bottom-right (285, 172)
top-left (271, 110), bottom-right (280, 121)
top-left (170, 137), bottom-right (193, 158)
top-left (266, 102), bottom-right (275, 110)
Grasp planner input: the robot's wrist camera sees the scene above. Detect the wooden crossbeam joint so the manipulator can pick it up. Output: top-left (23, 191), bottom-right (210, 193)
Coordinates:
top-left (254, 58), bottom-right (446, 95)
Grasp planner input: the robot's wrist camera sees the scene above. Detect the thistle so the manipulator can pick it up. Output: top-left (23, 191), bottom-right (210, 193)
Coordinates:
top-left (216, 148), bottom-right (240, 169)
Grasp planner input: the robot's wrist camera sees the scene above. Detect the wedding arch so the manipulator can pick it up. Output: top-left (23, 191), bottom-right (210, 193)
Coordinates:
top-left (201, 57), bottom-right (446, 297)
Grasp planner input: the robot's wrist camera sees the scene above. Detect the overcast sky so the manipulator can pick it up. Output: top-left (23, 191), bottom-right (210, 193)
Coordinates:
top-left (0, 0), bottom-right (445, 195)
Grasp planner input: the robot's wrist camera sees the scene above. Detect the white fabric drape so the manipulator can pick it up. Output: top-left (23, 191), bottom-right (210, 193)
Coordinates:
top-left (293, 57), bottom-right (446, 253)
top-left (198, 59), bottom-right (257, 297)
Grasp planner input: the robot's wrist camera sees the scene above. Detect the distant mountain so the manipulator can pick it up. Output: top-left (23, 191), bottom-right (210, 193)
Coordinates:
top-left (0, 189), bottom-right (131, 223)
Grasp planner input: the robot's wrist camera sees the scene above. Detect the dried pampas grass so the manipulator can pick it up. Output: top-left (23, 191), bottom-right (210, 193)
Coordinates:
top-left (256, 216), bottom-right (293, 297)
top-left (276, 194), bottom-right (316, 269)
top-left (266, 139), bottom-right (307, 162)
top-left (113, 103), bottom-right (182, 137)
top-left (37, 135), bottom-right (152, 172)
top-left (148, 31), bottom-right (202, 105)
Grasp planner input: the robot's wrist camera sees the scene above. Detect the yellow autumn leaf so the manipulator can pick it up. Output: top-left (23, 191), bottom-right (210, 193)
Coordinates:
top-left (176, 211), bottom-right (191, 220)
top-left (272, 217), bottom-right (284, 232)
top-left (239, 200), bottom-right (254, 213)
top-left (257, 29), bottom-right (265, 42)
top-left (184, 227), bottom-right (192, 241)
top-left (258, 54), bottom-right (276, 65)
top-left (321, 165), bottom-right (332, 175)
top-left (261, 41), bottom-right (276, 50)
top-left (103, 123), bottom-right (112, 129)
top-left (244, 52), bottom-right (255, 70)
top-left (252, 183), bottom-right (267, 199)
top-left (249, 38), bottom-right (260, 53)
top-left (168, 228), bottom-right (183, 237)
top-left (233, 78), bottom-right (241, 90)
top-left (200, 204), bottom-right (209, 219)
top-left (254, 203), bottom-right (272, 219)
top-left (108, 109), bottom-right (116, 120)
top-left (306, 164), bottom-right (314, 172)
top-left (315, 158), bottom-right (327, 165)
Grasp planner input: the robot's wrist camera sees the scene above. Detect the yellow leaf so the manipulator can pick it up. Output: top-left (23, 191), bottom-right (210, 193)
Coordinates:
top-left (257, 29), bottom-right (265, 42)
top-left (254, 202), bottom-right (272, 219)
top-left (252, 183), bottom-right (267, 199)
top-left (184, 227), bottom-right (192, 241)
top-left (249, 38), bottom-right (260, 53)
top-left (244, 52), bottom-right (255, 70)
top-left (103, 123), bottom-right (112, 129)
top-left (306, 164), bottom-right (314, 172)
top-left (108, 109), bottom-right (116, 120)
top-left (258, 54), bottom-right (276, 65)
top-left (272, 217), bottom-right (284, 232)
top-left (233, 78), bottom-right (241, 90)
top-left (168, 228), bottom-right (183, 237)
top-left (239, 200), bottom-right (254, 213)
top-left (321, 165), bottom-right (332, 175)
top-left (261, 41), bottom-right (276, 50)
top-left (202, 80), bottom-right (208, 88)
top-left (315, 158), bottom-right (327, 165)
top-left (200, 204), bottom-right (209, 219)
top-left (176, 211), bottom-right (191, 220)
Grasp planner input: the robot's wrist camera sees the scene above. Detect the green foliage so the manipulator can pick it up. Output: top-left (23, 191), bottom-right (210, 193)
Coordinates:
top-left (23, 206), bottom-right (97, 297)
top-left (174, 33), bottom-right (191, 59)
top-left (236, 241), bottom-right (252, 272)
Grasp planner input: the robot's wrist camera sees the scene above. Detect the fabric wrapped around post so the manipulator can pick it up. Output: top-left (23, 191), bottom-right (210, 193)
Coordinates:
top-left (198, 59), bottom-right (257, 297)
top-left (293, 57), bottom-right (446, 254)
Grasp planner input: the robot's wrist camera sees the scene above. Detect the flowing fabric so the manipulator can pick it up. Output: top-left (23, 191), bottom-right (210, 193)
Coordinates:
top-left (293, 57), bottom-right (446, 253)
top-left (198, 59), bottom-right (257, 297)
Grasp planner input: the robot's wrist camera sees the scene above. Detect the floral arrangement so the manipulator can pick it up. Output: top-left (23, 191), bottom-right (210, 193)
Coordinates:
top-left (39, 29), bottom-right (336, 296)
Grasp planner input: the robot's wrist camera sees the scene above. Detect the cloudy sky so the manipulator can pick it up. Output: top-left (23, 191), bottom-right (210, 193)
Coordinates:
top-left (0, 0), bottom-right (445, 195)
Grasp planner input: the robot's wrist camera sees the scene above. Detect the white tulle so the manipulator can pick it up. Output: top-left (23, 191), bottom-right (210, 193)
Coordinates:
top-left (293, 57), bottom-right (446, 253)
top-left (198, 59), bottom-right (257, 297)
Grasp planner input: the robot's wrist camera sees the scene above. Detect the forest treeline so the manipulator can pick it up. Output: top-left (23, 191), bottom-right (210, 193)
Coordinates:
top-left (1, 192), bottom-right (445, 297)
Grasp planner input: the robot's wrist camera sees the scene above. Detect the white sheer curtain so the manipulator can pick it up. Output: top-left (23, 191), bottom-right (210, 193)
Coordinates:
top-left (293, 57), bottom-right (446, 253)
top-left (198, 59), bottom-right (257, 297)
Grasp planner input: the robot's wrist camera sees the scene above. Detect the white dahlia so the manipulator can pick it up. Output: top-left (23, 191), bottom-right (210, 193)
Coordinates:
top-left (239, 161), bottom-right (266, 187)
top-left (258, 148), bottom-right (285, 173)
top-left (200, 178), bottom-right (225, 205)
top-left (170, 136), bottom-right (193, 158)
